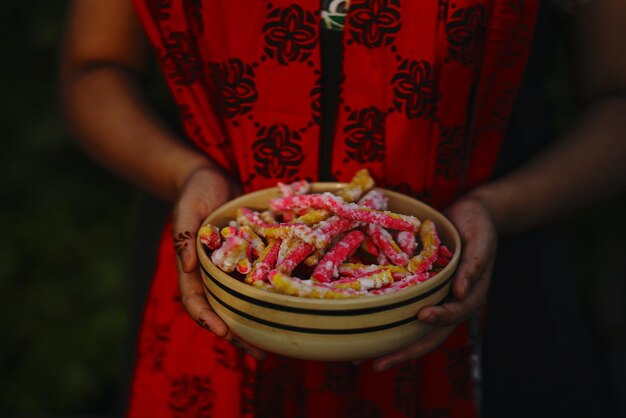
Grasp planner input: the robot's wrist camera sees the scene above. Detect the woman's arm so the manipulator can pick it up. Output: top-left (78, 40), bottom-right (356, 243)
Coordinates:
top-left (60, 0), bottom-right (264, 359)
top-left (60, 0), bottom-right (213, 201)
top-left (373, 0), bottom-right (626, 371)
top-left (472, 0), bottom-right (626, 234)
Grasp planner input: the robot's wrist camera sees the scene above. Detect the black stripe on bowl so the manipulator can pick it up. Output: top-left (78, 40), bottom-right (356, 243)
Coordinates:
top-left (204, 284), bottom-right (421, 335)
top-left (201, 265), bottom-right (452, 316)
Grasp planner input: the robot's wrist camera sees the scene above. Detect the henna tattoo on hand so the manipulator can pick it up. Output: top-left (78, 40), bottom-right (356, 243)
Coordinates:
top-left (197, 317), bottom-right (211, 331)
top-left (174, 231), bottom-right (195, 258)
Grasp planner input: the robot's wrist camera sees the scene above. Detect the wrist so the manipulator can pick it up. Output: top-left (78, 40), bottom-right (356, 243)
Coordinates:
top-left (462, 185), bottom-right (509, 234)
top-left (173, 155), bottom-right (221, 196)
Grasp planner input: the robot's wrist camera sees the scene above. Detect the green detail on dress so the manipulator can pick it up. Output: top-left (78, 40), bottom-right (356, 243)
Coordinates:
top-left (321, 0), bottom-right (349, 31)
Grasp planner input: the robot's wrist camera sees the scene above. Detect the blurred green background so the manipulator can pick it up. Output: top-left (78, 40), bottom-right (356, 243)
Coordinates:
top-left (0, 1), bottom-right (624, 417)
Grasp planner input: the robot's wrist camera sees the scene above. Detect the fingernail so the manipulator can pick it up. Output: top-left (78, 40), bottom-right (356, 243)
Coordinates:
top-left (183, 252), bottom-right (194, 270)
top-left (460, 278), bottom-right (469, 297)
top-left (212, 323), bottom-right (227, 337)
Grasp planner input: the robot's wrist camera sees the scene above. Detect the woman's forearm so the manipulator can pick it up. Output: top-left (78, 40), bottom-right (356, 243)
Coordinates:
top-left (61, 64), bottom-right (214, 201)
top-left (469, 98), bottom-right (626, 235)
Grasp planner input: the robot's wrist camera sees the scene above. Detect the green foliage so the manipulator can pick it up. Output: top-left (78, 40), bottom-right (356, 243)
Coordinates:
top-left (0, 1), bottom-right (138, 415)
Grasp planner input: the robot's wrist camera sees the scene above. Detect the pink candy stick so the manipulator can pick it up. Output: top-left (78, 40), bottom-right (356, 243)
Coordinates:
top-left (311, 230), bottom-right (365, 283)
top-left (338, 263), bottom-right (410, 280)
top-left (277, 180), bottom-right (311, 197)
top-left (278, 244), bottom-right (316, 274)
top-left (358, 189), bottom-right (388, 210)
top-left (239, 225), bottom-right (266, 259)
top-left (370, 272), bottom-right (430, 295)
top-left (269, 270), bottom-right (366, 299)
top-left (269, 193), bottom-right (420, 232)
top-left (396, 231), bottom-right (417, 257)
top-left (199, 224), bottom-right (221, 250)
top-left (211, 234), bottom-right (249, 273)
top-left (245, 240), bottom-right (280, 284)
top-left (331, 269), bottom-right (393, 291)
top-left (291, 190), bottom-right (386, 250)
top-left (366, 224), bottom-right (410, 267)
top-left (237, 208), bottom-right (317, 242)
top-left (408, 220), bottom-right (441, 274)
top-left (439, 245), bottom-right (453, 258)
top-left (360, 235), bottom-right (379, 256)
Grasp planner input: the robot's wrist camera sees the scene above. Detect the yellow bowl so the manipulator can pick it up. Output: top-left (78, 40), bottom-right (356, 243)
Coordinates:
top-left (197, 183), bottom-right (461, 361)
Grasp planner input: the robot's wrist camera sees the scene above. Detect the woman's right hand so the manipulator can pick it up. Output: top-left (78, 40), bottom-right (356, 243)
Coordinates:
top-left (172, 166), bottom-right (266, 361)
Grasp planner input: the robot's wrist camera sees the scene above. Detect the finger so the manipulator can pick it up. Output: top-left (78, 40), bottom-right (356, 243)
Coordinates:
top-left (418, 264), bottom-right (491, 325)
top-left (178, 262), bottom-right (229, 337)
top-left (225, 331), bottom-right (266, 361)
top-left (173, 205), bottom-right (204, 273)
top-left (372, 325), bottom-right (456, 372)
top-left (452, 228), bottom-right (493, 300)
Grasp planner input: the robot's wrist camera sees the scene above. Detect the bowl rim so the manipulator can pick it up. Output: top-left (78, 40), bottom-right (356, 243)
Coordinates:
top-left (197, 183), bottom-right (461, 310)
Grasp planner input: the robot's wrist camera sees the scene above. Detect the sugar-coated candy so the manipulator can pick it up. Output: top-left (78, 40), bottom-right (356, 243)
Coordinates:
top-left (211, 234), bottom-right (250, 274)
top-left (331, 269), bottom-right (393, 291)
top-left (338, 263), bottom-right (410, 280)
top-left (408, 220), bottom-right (441, 274)
top-left (245, 240), bottom-right (280, 284)
top-left (370, 272), bottom-right (430, 295)
top-left (336, 168), bottom-right (375, 202)
top-left (269, 193), bottom-right (420, 232)
top-left (199, 224), bottom-right (221, 250)
top-left (277, 179), bottom-right (311, 197)
top-left (269, 270), bottom-right (366, 299)
top-left (239, 225), bottom-right (266, 259)
top-left (395, 231), bottom-right (417, 257)
top-left (365, 224), bottom-right (410, 267)
top-left (203, 169), bottom-right (453, 299)
top-left (311, 230), bottom-right (365, 283)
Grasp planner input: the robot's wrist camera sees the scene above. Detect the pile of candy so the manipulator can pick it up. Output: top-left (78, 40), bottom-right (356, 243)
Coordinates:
top-left (199, 169), bottom-right (452, 299)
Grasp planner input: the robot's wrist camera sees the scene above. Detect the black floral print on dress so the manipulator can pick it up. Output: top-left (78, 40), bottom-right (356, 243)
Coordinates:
top-left (252, 125), bottom-right (304, 179)
top-left (445, 5), bottom-right (487, 66)
top-left (394, 363), bottom-right (419, 417)
top-left (212, 337), bottom-right (243, 370)
top-left (346, 399), bottom-right (383, 418)
top-left (147, 0), bottom-right (172, 20)
top-left (208, 58), bottom-right (258, 118)
top-left (263, 5), bottom-right (317, 65)
top-left (344, 106), bottom-right (386, 163)
top-left (144, 322), bottom-right (171, 372)
top-left (161, 32), bottom-right (203, 86)
top-left (349, 0), bottom-right (401, 48)
top-left (392, 59), bottom-right (439, 120)
top-left (446, 346), bottom-right (473, 399)
top-left (438, 0), bottom-right (451, 22)
top-left (183, 0), bottom-right (204, 34)
top-left (310, 76), bottom-right (322, 126)
top-left (168, 375), bottom-right (215, 418)
top-left (386, 182), bottom-right (433, 203)
top-left (323, 362), bottom-right (358, 395)
top-left (436, 125), bottom-right (468, 180)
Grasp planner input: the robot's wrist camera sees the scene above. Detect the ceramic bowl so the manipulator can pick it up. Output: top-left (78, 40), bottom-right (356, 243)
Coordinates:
top-left (197, 183), bottom-right (461, 361)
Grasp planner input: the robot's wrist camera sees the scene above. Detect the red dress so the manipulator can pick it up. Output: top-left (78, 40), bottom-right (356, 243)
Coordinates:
top-left (127, 1), bottom-right (538, 416)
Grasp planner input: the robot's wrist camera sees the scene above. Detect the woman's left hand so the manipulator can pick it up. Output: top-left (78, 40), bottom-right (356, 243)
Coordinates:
top-left (372, 195), bottom-right (499, 372)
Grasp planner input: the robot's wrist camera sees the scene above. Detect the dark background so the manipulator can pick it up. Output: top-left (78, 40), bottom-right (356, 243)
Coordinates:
top-left (0, 1), bottom-right (624, 417)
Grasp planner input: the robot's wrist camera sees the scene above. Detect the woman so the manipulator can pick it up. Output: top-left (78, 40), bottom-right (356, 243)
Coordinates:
top-left (60, 0), bottom-right (626, 417)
